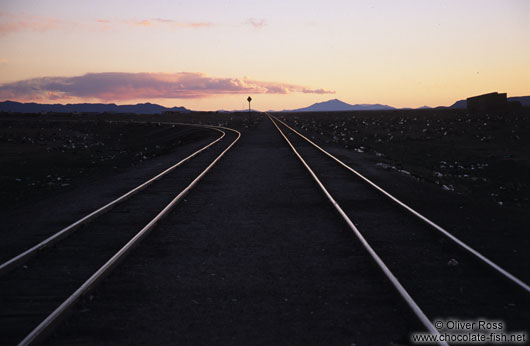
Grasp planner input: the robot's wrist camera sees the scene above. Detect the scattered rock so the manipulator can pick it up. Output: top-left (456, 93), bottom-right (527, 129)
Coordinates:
top-left (447, 258), bottom-right (459, 267)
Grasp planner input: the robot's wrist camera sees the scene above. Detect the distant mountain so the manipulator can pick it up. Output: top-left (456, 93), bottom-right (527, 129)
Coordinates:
top-left (0, 101), bottom-right (190, 114)
top-left (284, 99), bottom-right (395, 112)
top-left (448, 96), bottom-right (530, 109)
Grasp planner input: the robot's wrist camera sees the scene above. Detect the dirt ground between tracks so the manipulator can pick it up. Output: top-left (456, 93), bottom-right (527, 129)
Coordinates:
top-left (2, 109), bottom-right (529, 345)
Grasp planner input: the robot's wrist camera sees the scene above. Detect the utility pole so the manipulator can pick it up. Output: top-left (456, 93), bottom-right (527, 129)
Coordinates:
top-left (247, 96), bottom-right (252, 123)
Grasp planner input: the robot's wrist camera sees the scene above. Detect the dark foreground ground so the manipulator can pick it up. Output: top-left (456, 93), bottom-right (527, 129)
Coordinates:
top-left (0, 111), bottom-right (256, 213)
top-left (1, 109), bottom-right (529, 345)
top-left (276, 108), bottom-right (530, 210)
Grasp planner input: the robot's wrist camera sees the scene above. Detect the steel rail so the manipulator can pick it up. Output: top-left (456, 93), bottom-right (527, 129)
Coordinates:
top-left (0, 124), bottom-right (226, 276)
top-left (270, 113), bottom-right (530, 294)
top-left (17, 126), bottom-right (241, 346)
top-left (267, 114), bottom-right (447, 345)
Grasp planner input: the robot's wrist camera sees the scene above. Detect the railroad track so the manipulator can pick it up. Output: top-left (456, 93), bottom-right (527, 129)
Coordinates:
top-left (0, 123), bottom-right (240, 346)
top-left (267, 113), bottom-right (529, 346)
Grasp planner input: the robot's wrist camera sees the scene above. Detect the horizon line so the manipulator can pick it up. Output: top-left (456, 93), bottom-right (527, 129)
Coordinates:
top-left (0, 97), bottom-right (482, 112)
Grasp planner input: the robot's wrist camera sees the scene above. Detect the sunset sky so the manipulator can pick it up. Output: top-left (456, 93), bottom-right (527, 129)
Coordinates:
top-left (0, 0), bottom-right (528, 111)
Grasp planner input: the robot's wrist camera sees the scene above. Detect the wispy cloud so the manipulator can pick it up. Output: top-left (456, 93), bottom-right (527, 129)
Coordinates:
top-left (0, 12), bottom-right (76, 35)
top-left (245, 18), bottom-right (267, 29)
top-left (0, 72), bottom-right (334, 102)
top-left (152, 18), bottom-right (213, 28)
top-left (129, 19), bottom-right (154, 27)
top-left (1, 11), bottom-right (268, 35)
top-left (127, 18), bottom-right (213, 29)
top-left (0, 58), bottom-right (7, 66)
top-left (95, 19), bottom-right (112, 30)
top-left (0, 12), bottom-right (215, 35)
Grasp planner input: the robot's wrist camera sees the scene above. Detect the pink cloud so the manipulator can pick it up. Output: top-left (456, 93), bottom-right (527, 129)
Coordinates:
top-left (0, 12), bottom-right (214, 35)
top-left (95, 19), bottom-right (112, 30)
top-left (246, 18), bottom-right (267, 29)
top-left (0, 12), bottom-right (77, 35)
top-left (128, 18), bottom-right (213, 29)
top-left (302, 88), bottom-right (332, 94)
top-left (154, 18), bottom-right (213, 28)
top-left (0, 72), bottom-right (334, 102)
top-left (128, 19), bottom-right (153, 27)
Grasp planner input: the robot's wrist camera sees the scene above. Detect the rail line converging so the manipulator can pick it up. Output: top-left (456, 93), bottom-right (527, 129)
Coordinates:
top-left (267, 112), bottom-right (529, 346)
top-left (0, 123), bottom-right (224, 276)
top-left (268, 113), bottom-right (529, 293)
top-left (3, 114), bottom-right (527, 345)
top-left (267, 114), bottom-right (447, 345)
top-left (1, 122), bottom-right (240, 346)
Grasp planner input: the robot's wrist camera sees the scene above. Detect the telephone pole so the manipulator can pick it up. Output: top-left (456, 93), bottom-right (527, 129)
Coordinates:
top-left (247, 96), bottom-right (252, 122)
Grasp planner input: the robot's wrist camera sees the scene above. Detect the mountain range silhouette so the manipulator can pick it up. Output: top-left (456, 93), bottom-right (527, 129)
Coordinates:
top-left (0, 101), bottom-right (190, 114)
top-left (282, 99), bottom-right (396, 112)
top-left (1, 96), bottom-right (528, 114)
